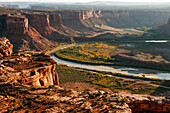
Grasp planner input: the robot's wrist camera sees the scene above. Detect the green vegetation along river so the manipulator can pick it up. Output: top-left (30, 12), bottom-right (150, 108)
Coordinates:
top-left (51, 40), bottom-right (170, 80)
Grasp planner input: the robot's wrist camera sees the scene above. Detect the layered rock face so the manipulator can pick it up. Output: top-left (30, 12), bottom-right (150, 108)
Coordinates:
top-left (100, 10), bottom-right (170, 28)
top-left (0, 13), bottom-right (57, 51)
top-left (0, 51), bottom-right (59, 87)
top-left (50, 13), bottom-right (62, 25)
top-left (81, 10), bottom-right (102, 20)
top-left (26, 13), bottom-right (50, 27)
top-left (129, 100), bottom-right (170, 113)
top-left (5, 14), bottom-right (28, 34)
top-left (0, 14), bottom-right (28, 34)
top-left (0, 37), bottom-right (13, 57)
top-left (0, 37), bottom-right (59, 87)
top-left (156, 18), bottom-right (170, 35)
top-left (58, 10), bottom-right (103, 31)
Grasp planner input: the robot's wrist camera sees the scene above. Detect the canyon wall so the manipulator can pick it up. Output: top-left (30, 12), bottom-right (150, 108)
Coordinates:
top-left (100, 10), bottom-right (170, 28)
top-left (0, 14), bottom-right (28, 34)
top-left (56, 10), bottom-right (103, 31)
top-left (56, 10), bottom-right (170, 31)
top-left (156, 18), bottom-right (170, 35)
top-left (26, 13), bottom-right (50, 27)
top-left (25, 13), bottom-right (73, 42)
top-left (58, 10), bottom-right (88, 30)
top-left (0, 13), bottom-right (57, 51)
top-left (6, 15), bottom-right (28, 34)
top-left (49, 13), bottom-right (62, 26)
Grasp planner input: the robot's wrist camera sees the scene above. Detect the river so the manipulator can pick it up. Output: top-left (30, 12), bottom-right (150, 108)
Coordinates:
top-left (49, 41), bottom-right (170, 80)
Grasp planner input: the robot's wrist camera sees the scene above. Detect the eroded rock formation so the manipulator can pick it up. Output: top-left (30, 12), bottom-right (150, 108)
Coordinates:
top-left (6, 14), bottom-right (28, 34)
top-left (0, 51), bottom-right (59, 87)
top-left (0, 37), bottom-right (13, 57)
top-left (0, 38), bottom-right (59, 87)
top-left (58, 10), bottom-right (103, 31)
top-left (26, 13), bottom-right (50, 27)
top-left (129, 100), bottom-right (170, 113)
top-left (0, 14), bottom-right (28, 34)
top-left (0, 13), bottom-right (57, 52)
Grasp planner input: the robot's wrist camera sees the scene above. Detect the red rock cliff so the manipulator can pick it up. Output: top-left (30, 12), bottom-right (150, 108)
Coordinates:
top-left (5, 14), bottom-right (28, 34)
top-left (58, 10), bottom-right (102, 31)
top-left (81, 10), bottom-right (102, 20)
top-left (0, 51), bottom-right (59, 87)
top-left (129, 100), bottom-right (170, 113)
top-left (0, 38), bottom-right (59, 87)
top-left (25, 13), bottom-right (74, 43)
top-left (0, 13), bottom-right (56, 52)
top-left (26, 13), bottom-right (50, 27)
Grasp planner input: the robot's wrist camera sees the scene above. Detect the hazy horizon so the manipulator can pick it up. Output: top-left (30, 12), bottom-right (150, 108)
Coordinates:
top-left (1, 0), bottom-right (170, 3)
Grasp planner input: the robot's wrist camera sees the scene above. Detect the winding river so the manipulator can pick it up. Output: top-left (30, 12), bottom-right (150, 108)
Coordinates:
top-left (50, 41), bottom-right (170, 80)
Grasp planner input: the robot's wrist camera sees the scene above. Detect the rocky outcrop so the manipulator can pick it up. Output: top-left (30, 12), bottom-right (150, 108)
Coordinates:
top-left (0, 37), bottom-right (13, 57)
top-left (156, 18), bottom-right (170, 35)
top-left (129, 100), bottom-right (170, 113)
top-left (0, 37), bottom-right (59, 87)
top-left (0, 51), bottom-right (59, 87)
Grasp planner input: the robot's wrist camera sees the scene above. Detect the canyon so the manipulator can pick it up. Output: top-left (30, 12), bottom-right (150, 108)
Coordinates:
top-left (0, 8), bottom-right (170, 112)
top-left (0, 9), bottom-right (170, 52)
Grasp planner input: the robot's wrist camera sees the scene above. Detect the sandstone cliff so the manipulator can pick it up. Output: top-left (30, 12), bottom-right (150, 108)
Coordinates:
top-left (57, 10), bottom-right (103, 31)
top-left (100, 10), bottom-right (170, 28)
top-left (0, 50), bottom-right (59, 87)
top-left (0, 14), bottom-right (57, 51)
top-left (0, 37), bottom-right (59, 87)
top-left (0, 14), bottom-right (28, 34)
top-left (25, 13), bottom-right (74, 42)
top-left (5, 14), bottom-right (28, 34)
top-left (4, 25), bottom-right (57, 52)
top-left (49, 13), bottom-right (79, 37)
top-left (0, 37), bottom-right (13, 57)
top-left (156, 18), bottom-right (170, 35)
top-left (129, 100), bottom-right (170, 113)
top-left (59, 10), bottom-right (170, 30)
